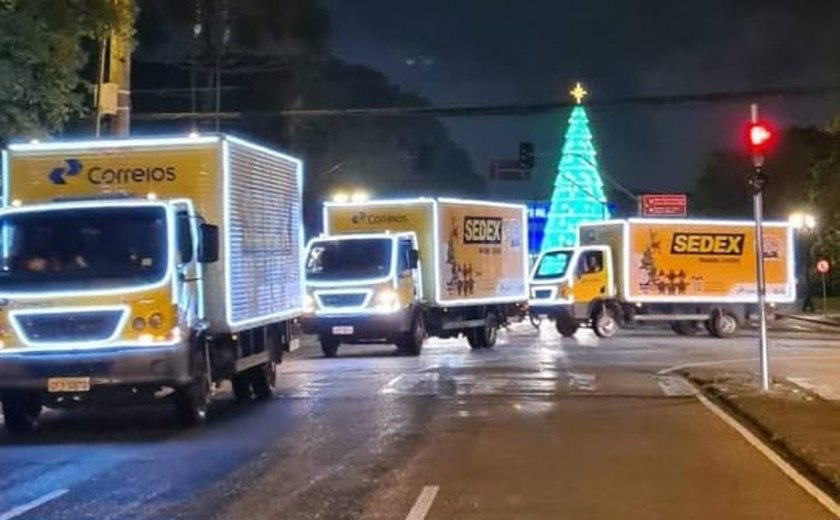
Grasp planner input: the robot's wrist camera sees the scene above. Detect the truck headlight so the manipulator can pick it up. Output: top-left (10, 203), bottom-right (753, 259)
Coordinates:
top-left (303, 294), bottom-right (315, 313)
top-left (375, 289), bottom-right (401, 312)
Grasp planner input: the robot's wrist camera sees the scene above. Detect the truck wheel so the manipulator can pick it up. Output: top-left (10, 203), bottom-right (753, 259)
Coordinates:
top-left (398, 313), bottom-right (426, 356)
top-left (231, 373), bottom-right (253, 402)
top-left (1, 390), bottom-right (42, 435)
top-left (320, 335), bottom-right (340, 358)
top-left (710, 310), bottom-right (739, 338)
top-left (175, 335), bottom-right (212, 426)
top-left (468, 312), bottom-right (498, 349)
top-left (174, 377), bottom-right (210, 426)
top-left (592, 306), bottom-right (619, 338)
top-left (250, 362), bottom-right (276, 400)
top-left (555, 310), bottom-right (578, 337)
top-left (671, 321), bottom-right (699, 336)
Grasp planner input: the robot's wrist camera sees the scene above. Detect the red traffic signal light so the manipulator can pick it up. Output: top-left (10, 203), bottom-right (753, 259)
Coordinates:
top-left (746, 121), bottom-right (774, 154)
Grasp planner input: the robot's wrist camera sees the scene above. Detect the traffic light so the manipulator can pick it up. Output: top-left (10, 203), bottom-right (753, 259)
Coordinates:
top-left (746, 121), bottom-right (774, 163)
top-left (518, 142), bottom-right (535, 170)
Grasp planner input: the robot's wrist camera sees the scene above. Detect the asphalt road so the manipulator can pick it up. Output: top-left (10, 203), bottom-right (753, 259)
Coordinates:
top-left (2, 322), bottom-right (839, 519)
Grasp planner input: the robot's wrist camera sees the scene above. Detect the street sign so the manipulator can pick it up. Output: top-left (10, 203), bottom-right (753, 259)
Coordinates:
top-left (640, 194), bottom-right (687, 217)
top-left (817, 259), bottom-right (830, 274)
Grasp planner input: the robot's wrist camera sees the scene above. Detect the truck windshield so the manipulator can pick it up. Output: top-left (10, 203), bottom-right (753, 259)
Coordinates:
top-left (0, 206), bottom-right (169, 292)
top-left (306, 238), bottom-right (392, 282)
top-left (533, 250), bottom-right (573, 280)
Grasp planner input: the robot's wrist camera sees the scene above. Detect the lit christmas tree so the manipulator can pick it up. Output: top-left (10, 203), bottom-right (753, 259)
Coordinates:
top-left (540, 82), bottom-right (610, 252)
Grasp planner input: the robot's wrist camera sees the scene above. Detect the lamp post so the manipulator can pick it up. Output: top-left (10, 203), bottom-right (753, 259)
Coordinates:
top-left (789, 212), bottom-right (818, 312)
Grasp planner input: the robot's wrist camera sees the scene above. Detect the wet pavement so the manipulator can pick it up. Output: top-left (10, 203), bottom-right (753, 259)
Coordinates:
top-left (1, 322), bottom-right (840, 519)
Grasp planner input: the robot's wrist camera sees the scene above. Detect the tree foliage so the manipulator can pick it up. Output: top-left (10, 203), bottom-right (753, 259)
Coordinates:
top-left (0, 0), bottom-right (133, 142)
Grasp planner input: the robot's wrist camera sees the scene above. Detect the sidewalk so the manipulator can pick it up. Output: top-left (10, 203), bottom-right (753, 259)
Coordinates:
top-left (684, 368), bottom-right (840, 502)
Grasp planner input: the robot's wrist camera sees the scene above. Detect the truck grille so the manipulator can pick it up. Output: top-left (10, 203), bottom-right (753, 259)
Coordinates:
top-left (532, 289), bottom-right (554, 300)
top-left (12, 308), bottom-right (127, 345)
top-left (317, 292), bottom-right (369, 308)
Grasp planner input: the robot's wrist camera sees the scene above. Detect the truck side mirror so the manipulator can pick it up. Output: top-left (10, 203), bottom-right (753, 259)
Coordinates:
top-left (409, 249), bottom-right (419, 269)
top-left (199, 223), bottom-right (220, 263)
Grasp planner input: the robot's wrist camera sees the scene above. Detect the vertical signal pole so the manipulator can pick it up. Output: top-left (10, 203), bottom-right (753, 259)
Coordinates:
top-left (748, 103), bottom-right (771, 392)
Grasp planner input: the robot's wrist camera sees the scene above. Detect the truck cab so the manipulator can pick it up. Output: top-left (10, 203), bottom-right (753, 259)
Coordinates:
top-left (302, 232), bottom-right (423, 357)
top-left (529, 245), bottom-right (616, 337)
top-left (0, 197), bottom-right (219, 430)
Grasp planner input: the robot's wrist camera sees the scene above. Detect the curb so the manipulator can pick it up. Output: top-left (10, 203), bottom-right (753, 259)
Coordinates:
top-left (776, 314), bottom-right (840, 329)
top-left (684, 375), bottom-right (840, 515)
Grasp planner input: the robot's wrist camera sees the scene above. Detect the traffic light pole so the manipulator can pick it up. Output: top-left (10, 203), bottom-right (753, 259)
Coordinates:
top-left (749, 103), bottom-right (771, 392)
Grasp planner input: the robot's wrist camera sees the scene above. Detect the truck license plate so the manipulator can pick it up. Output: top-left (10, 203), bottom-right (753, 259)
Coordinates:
top-left (47, 377), bottom-right (91, 393)
top-left (332, 325), bottom-right (354, 336)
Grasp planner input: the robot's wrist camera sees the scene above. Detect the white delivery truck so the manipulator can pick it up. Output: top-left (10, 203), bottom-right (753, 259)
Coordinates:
top-left (301, 198), bottom-right (529, 356)
top-left (529, 219), bottom-right (795, 338)
top-left (0, 135), bottom-right (303, 433)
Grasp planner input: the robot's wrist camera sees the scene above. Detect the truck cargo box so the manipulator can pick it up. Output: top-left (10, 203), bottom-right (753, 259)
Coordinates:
top-left (578, 219), bottom-right (795, 304)
top-left (323, 198), bottom-right (528, 306)
top-left (4, 135), bottom-right (304, 333)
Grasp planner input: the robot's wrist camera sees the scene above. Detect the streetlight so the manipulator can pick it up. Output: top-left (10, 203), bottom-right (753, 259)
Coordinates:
top-left (789, 211), bottom-right (818, 312)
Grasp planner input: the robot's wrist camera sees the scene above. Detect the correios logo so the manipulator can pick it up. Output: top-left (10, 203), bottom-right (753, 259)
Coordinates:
top-left (48, 159), bottom-right (177, 186)
top-left (350, 211), bottom-right (408, 225)
top-left (49, 159), bottom-right (83, 185)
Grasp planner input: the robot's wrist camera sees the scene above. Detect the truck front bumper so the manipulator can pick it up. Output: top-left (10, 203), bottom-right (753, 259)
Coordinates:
top-left (301, 309), bottom-right (412, 341)
top-left (0, 344), bottom-right (191, 391)
top-left (528, 302), bottom-right (572, 317)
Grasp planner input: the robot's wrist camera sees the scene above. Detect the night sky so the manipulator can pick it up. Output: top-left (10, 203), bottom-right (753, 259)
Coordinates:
top-left (325, 0), bottom-right (840, 201)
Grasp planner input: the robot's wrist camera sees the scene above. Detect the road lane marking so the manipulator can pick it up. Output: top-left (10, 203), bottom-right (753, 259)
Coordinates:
top-left (405, 485), bottom-right (439, 520)
top-left (0, 489), bottom-right (68, 520)
top-left (694, 386), bottom-right (840, 517)
top-left (656, 375), bottom-right (696, 397)
top-left (380, 374), bottom-right (405, 394)
top-left (567, 372), bottom-right (596, 392)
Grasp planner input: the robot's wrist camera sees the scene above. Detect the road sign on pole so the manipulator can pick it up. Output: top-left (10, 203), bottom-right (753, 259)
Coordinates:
top-left (817, 259), bottom-right (830, 274)
top-left (817, 259), bottom-right (830, 315)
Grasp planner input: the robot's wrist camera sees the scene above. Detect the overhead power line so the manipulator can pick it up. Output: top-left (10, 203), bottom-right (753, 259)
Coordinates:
top-left (133, 84), bottom-right (840, 121)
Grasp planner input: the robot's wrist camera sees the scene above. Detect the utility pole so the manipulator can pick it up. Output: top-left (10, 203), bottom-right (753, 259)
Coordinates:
top-left (109, 22), bottom-right (133, 136)
top-left (92, 0), bottom-right (134, 137)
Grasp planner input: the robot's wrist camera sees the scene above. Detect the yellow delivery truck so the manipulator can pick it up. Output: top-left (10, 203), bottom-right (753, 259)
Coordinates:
top-left (529, 219), bottom-right (795, 338)
top-left (0, 135), bottom-right (303, 433)
top-left (302, 198), bottom-right (528, 356)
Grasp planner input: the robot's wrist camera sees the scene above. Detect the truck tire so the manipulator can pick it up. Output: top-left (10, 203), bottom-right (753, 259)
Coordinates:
top-left (398, 312), bottom-right (426, 356)
top-left (467, 312), bottom-right (498, 349)
top-left (592, 305), bottom-right (619, 338)
top-left (555, 309), bottom-right (578, 337)
top-left (671, 321), bottom-right (699, 336)
top-left (231, 373), bottom-right (253, 402)
top-left (1, 390), bottom-right (42, 435)
top-left (174, 377), bottom-right (210, 426)
top-left (320, 335), bottom-right (340, 358)
top-left (174, 336), bottom-right (211, 426)
top-left (249, 362), bottom-right (276, 400)
top-left (710, 310), bottom-right (739, 338)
